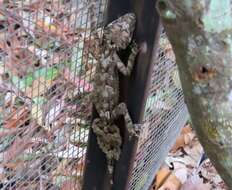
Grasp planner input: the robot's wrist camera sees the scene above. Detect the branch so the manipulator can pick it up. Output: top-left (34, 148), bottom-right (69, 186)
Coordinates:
top-left (157, 0), bottom-right (232, 188)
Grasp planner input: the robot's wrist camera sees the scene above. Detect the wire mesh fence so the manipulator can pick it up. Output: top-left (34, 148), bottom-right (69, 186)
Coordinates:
top-left (0, 0), bottom-right (107, 189)
top-left (129, 31), bottom-right (189, 190)
top-left (0, 0), bottom-right (189, 189)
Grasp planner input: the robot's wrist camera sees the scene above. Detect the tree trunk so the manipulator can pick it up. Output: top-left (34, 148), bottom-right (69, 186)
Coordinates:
top-left (156, 0), bottom-right (232, 188)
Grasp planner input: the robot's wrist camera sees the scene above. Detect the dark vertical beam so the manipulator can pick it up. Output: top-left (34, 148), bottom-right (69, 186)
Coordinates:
top-left (82, 0), bottom-right (161, 189)
top-left (82, 109), bottom-right (111, 190)
top-left (109, 1), bottom-right (161, 189)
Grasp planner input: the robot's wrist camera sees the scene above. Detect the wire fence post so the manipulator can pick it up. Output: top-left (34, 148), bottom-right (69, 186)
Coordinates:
top-left (82, 0), bottom-right (161, 189)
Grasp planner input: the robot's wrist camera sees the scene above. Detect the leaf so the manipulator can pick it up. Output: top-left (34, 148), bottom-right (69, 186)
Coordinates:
top-left (32, 66), bottom-right (59, 80)
top-left (31, 104), bottom-right (43, 126)
top-left (158, 173), bottom-right (182, 190)
top-left (173, 167), bottom-right (188, 185)
top-left (36, 17), bottom-right (69, 43)
top-left (183, 140), bottom-right (203, 163)
top-left (0, 127), bottom-right (21, 139)
top-left (181, 124), bottom-right (192, 134)
top-left (4, 106), bottom-right (29, 129)
top-left (28, 46), bottom-right (48, 65)
top-left (33, 96), bottom-right (47, 105)
top-left (4, 137), bottom-right (34, 163)
top-left (25, 77), bottom-right (53, 98)
top-left (170, 126), bottom-right (194, 153)
top-left (6, 47), bottom-right (39, 78)
top-left (36, 19), bottom-right (57, 34)
top-left (154, 166), bottom-right (171, 190)
top-left (44, 67), bottom-right (59, 80)
top-left (11, 66), bottom-right (59, 93)
top-left (23, 0), bottom-right (45, 11)
top-left (180, 173), bottom-right (211, 190)
top-left (45, 100), bottom-right (64, 126)
top-left (3, 159), bottom-right (24, 170)
top-left (199, 159), bottom-right (228, 190)
top-left (170, 135), bottom-right (186, 153)
top-left (0, 134), bottom-right (15, 153)
top-left (63, 68), bottom-right (93, 92)
top-left (11, 73), bottom-right (34, 90)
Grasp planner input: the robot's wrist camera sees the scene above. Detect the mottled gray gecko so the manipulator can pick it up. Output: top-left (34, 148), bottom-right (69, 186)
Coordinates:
top-left (90, 13), bottom-right (139, 179)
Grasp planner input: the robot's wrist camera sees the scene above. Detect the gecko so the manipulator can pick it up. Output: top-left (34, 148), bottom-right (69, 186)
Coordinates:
top-left (90, 13), bottom-right (139, 179)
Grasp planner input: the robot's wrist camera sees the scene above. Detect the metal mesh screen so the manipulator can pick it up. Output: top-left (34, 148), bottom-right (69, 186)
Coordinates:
top-left (129, 31), bottom-right (189, 190)
top-left (0, 1), bottom-right (190, 189)
top-left (0, 0), bottom-right (107, 189)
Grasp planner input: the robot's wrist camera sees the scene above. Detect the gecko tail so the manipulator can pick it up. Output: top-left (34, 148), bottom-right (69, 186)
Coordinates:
top-left (108, 160), bottom-right (115, 185)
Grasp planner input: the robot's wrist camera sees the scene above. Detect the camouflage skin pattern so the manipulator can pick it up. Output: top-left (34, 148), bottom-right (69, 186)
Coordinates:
top-left (90, 13), bottom-right (139, 177)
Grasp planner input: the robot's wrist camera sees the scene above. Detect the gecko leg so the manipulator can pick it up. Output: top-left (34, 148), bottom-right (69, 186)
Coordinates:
top-left (116, 41), bottom-right (139, 76)
top-left (112, 102), bottom-right (139, 139)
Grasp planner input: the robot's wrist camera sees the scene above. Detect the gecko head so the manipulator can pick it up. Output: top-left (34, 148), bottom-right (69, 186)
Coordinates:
top-left (103, 13), bottom-right (136, 50)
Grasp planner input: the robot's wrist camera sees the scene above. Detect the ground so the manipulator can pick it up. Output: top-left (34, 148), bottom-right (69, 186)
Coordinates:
top-left (151, 123), bottom-right (228, 190)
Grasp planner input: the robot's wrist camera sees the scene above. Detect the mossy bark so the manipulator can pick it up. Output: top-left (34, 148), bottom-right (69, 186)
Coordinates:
top-left (157, 0), bottom-right (232, 188)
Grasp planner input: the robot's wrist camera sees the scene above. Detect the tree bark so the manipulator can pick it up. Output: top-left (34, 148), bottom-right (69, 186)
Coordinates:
top-left (156, 0), bottom-right (232, 188)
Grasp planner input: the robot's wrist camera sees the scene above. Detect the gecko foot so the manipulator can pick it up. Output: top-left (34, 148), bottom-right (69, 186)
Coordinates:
top-left (92, 118), bottom-right (122, 161)
top-left (112, 102), bottom-right (138, 139)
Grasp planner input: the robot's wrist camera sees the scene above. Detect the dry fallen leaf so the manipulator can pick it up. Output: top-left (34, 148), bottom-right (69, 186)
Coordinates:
top-left (63, 68), bottom-right (93, 92)
top-left (4, 137), bottom-right (34, 163)
top-left (171, 125), bottom-right (194, 152)
top-left (3, 159), bottom-right (24, 170)
top-left (4, 106), bottom-right (30, 129)
top-left (0, 0), bottom-right (109, 188)
top-left (153, 166), bottom-right (171, 190)
top-left (155, 123), bottom-right (218, 190)
top-left (173, 164), bottom-right (188, 184)
top-left (180, 124), bottom-right (192, 134)
top-left (25, 77), bottom-right (53, 98)
top-left (158, 173), bottom-right (182, 190)
top-left (199, 159), bottom-right (228, 190)
top-left (180, 173), bottom-right (211, 190)
top-left (171, 135), bottom-right (186, 153)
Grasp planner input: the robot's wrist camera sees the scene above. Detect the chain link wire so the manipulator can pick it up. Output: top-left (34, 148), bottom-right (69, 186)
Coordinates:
top-left (0, 0), bottom-right (107, 189)
top-left (0, 1), bottom-right (188, 189)
top-left (129, 30), bottom-right (189, 190)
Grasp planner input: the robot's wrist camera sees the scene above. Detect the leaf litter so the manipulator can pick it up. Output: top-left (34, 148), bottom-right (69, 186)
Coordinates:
top-left (0, 0), bottom-right (100, 189)
top-left (151, 123), bottom-right (229, 190)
